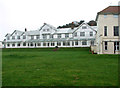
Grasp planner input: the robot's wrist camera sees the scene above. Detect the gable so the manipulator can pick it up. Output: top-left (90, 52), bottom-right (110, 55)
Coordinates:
top-left (11, 30), bottom-right (23, 36)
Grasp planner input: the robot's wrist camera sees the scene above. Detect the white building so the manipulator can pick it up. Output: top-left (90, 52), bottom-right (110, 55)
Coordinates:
top-left (3, 22), bottom-right (97, 48)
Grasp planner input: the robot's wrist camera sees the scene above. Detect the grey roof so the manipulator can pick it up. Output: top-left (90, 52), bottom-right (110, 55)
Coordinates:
top-left (24, 30), bottom-right (40, 36)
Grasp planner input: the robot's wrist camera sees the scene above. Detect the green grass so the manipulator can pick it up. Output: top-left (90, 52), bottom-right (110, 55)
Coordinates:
top-left (2, 48), bottom-right (119, 86)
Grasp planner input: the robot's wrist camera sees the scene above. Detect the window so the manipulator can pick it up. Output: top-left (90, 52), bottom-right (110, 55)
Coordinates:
top-left (23, 43), bottom-right (26, 46)
top-left (50, 35), bottom-right (53, 38)
top-left (114, 42), bottom-right (120, 51)
top-left (66, 41), bottom-right (70, 46)
top-left (43, 42), bottom-right (46, 46)
top-left (30, 43), bottom-right (33, 46)
top-left (57, 42), bottom-right (61, 46)
top-left (17, 36), bottom-right (20, 39)
top-left (7, 44), bottom-right (10, 47)
top-left (114, 26), bottom-right (119, 36)
top-left (74, 32), bottom-right (77, 37)
top-left (23, 35), bottom-right (26, 39)
top-left (36, 35), bottom-right (40, 39)
top-left (17, 43), bottom-right (20, 46)
top-left (90, 32), bottom-right (93, 36)
top-left (65, 34), bottom-right (69, 38)
top-left (75, 41), bottom-right (78, 45)
top-left (43, 34), bottom-right (47, 39)
top-left (82, 41), bottom-right (87, 45)
top-left (31, 36), bottom-right (34, 40)
top-left (80, 32), bottom-right (85, 36)
top-left (72, 41), bottom-right (74, 46)
top-left (82, 26), bottom-right (87, 29)
top-left (47, 29), bottom-right (49, 31)
top-left (12, 36), bottom-right (15, 40)
top-left (63, 41), bottom-right (66, 46)
top-left (104, 42), bottom-right (108, 50)
top-left (113, 14), bottom-right (118, 18)
top-left (104, 14), bottom-right (107, 18)
top-left (7, 37), bottom-right (10, 40)
top-left (91, 41), bottom-right (94, 45)
top-left (51, 42), bottom-right (54, 46)
top-left (104, 26), bottom-right (107, 36)
top-left (12, 43), bottom-right (15, 47)
top-left (37, 43), bottom-right (41, 46)
top-left (57, 34), bottom-right (61, 38)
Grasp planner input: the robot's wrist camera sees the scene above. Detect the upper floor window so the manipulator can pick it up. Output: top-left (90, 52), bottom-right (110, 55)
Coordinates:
top-left (7, 37), bottom-right (10, 40)
top-left (31, 36), bottom-right (34, 40)
top-left (65, 34), bottom-right (69, 38)
top-left (17, 36), bottom-right (20, 39)
top-left (50, 35), bottom-right (53, 38)
top-left (43, 34), bottom-right (47, 39)
top-left (80, 32), bottom-right (85, 36)
top-left (104, 26), bottom-right (107, 36)
top-left (82, 26), bottom-right (87, 29)
top-left (104, 14), bottom-right (107, 18)
top-left (74, 32), bottom-right (77, 37)
top-left (90, 32), bottom-right (93, 36)
top-left (57, 34), bottom-right (61, 38)
top-left (12, 36), bottom-right (15, 40)
top-left (23, 35), bottom-right (26, 39)
top-left (36, 35), bottom-right (40, 39)
top-left (114, 26), bottom-right (119, 36)
top-left (113, 14), bottom-right (118, 18)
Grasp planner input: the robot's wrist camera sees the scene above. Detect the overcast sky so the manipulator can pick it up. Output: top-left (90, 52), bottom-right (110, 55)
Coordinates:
top-left (0, 0), bottom-right (119, 41)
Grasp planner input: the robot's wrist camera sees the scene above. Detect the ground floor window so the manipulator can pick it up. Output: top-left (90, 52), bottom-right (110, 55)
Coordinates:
top-left (57, 42), bottom-right (61, 46)
top-left (114, 42), bottom-right (120, 51)
top-left (82, 41), bottom-right (87, 45)
top-left (7, 43), bottom-right (10, 47)
top-left (75, 41), bottom-right (78, 45)
top-left (43, 42), bottom-right (46, 46)
top-left (66, 41), bottom-right (70, 46)
top-left (17, 43), bottom-right (20, 46)
top-left (30, 43), bottom-right (33, 46)
top-left (12, 43), bottom-right (15, 47)
top-left (91, 41), bottom-right (94, 45)
top-left (51, 42), bottom-right (54, 46)
top-left (72, 41), bottom-right (74, 46)
top-left (104, 41), bottom-right (108, 50)
top-left (63, 41), bottom-right (66, 46)
top-left (23, 43), bottom-right (26, 46)
top-left (37, 43), bottom-right (41, 46)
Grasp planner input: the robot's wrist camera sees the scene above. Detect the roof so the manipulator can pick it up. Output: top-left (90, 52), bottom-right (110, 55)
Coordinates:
top-left (24, 30), bottom-right (40, 36)
top-left (96, 6), bottom-right (120, 21)
top-left (11, 30), bottom-right (23, 36)
top-left (98, 6), bottom-right (120, 14)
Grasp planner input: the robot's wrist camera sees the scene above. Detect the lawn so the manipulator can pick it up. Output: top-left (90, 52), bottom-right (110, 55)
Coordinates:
top-left (2, 48), bottom-right (119, 86)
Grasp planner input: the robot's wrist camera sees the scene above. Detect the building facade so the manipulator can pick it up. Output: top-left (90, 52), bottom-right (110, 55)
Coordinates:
top-left (92, 6), bottom-right (120, 54)
top-left (3, 22), bottom-right (97, 48)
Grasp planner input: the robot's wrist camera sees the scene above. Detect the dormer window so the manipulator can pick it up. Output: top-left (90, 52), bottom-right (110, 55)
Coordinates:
top-left (47, 29), bottom-right (49, 31)
top-left (7, 37), bottom-right (10, 40)
top-left (12, 36), bottom-right (15, 40)
top-left (36, 35), bottom-right (40, 39)
top-left (23, 35), bottom-right (26, 39)
top-left (17, 36), bottom-right (20, 39)
top-left (82, 26), bottom-right (87, 29)
top-left (31, 36), bottom-right (34, 40)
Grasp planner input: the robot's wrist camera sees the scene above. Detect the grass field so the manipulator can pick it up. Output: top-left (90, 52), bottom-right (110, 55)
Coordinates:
top-left (2, 48), bottom-right (119, 86)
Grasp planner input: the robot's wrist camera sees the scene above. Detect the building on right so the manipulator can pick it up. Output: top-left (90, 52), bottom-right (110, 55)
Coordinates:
top-left (92, 6), bottom-right (120, 54)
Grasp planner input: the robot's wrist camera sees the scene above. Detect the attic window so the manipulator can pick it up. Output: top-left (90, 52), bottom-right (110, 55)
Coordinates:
top-left (104, 14), bottom-right (107, 18)
top-left (82, 26), bottom-right (87, 29)
top-left (113, 14), bottom-right (118, 18)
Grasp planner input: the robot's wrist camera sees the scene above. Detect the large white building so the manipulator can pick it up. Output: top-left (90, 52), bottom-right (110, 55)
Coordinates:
top-left (3, 22), bottom-right (97, 48)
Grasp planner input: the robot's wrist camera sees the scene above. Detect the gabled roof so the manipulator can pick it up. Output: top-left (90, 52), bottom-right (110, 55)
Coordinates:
top-left (98, 6), bottom-right (120, 14)
top-left (96, 6), bottom-right (120, 21)
top-left (39, 23), bottom-right (57, 31)
top-left (11, 30), bottom-right (23, 36)
top-left (73, 23), bottom-right (97, 33)
top-left (5, 33), bottom-right (11, 37)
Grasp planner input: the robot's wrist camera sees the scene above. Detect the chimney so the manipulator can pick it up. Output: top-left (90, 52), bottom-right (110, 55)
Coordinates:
top-left (25, 28), bottom-right (27, 32)
top-left (71, 22), bottom-right (74, 29)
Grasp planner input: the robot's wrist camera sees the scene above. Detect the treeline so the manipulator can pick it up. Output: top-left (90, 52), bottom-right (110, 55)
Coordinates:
top-left (57, 20), bottom-right (97, 29)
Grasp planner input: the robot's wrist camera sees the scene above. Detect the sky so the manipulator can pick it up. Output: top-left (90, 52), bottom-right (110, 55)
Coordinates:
top-left (0, 0), bottom-right (119, 41)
